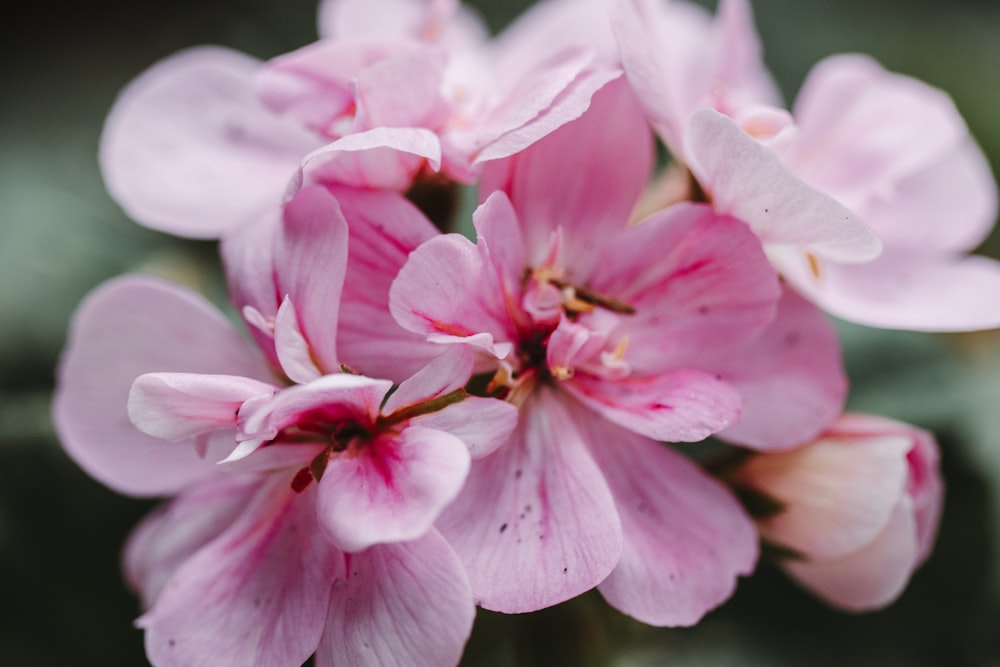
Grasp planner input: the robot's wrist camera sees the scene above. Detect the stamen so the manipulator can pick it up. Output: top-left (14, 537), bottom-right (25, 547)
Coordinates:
top-left (611, 336), bottom-right (629, 362)
top-left (806, 252), bottom-right (823, 281)
top-left (550, 365), bottom-right (574, 380)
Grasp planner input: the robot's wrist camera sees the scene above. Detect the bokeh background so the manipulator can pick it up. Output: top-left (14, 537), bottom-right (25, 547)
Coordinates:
top-left (3, 0), bottom-right (1000, 664)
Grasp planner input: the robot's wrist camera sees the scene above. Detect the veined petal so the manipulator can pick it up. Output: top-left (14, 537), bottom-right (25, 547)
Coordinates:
top-left (318, 0), bottom-right (488, 50)
top-left (100, 47), bottom-right (318, 239)
top-left (409, 396), bottom-right (518, 460)
top-left (140, 477), bottom-right (344, 667)
top-left (437, 387), bottom-right (622, 612)
top-left (684, 108), bottom-right (882, 263)
top-left (273, 297), bottom-right (323, 384)
top-left (316, 530), bottom-right (475, 667)
top-left (390, 234), bottom-right (518, 346)
top-left (781, 499), bottom-right (919, 612)
top-left (128, 373), bottom-right (276, 442)
top-left (317, 426), bottom-right (471, 553)
top-left (587, 423), bottom-right (758, 626)
top-left (275, 185), bottom-right (350, 375)
top-left (563, 369), bottom-right (742, 443)
top-left (590, 202), bottom-right (780, 373)
top-left (353, 47), bottom-right (450, 130)
top-left (52, 276), bottom-right (272, 497)
top-left (124, 475), bottom-right (261, 609)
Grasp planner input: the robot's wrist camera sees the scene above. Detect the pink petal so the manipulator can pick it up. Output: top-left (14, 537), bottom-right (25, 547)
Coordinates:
top-left (100, 47), bottom-right (318, 239)
top-left (790, 54), bottom-right (966, 214)
top-left (479, 78), bottom-right (654, 276)
top-left (318, 0), bottom-right (487, 50)
top-left (52, 276), bottom-right (272, 497)
top-left (275, 185), bottom-right (350, 375)
top-left (389, 233), bottom-right (518, 350)
top-left (563, 369), bottom-right (742, 443)
top-left (782, 247), bottom-right (1000, 332)
top-left (316, 529), bottom-right (475, 667)
top-left (587, 421), bottom-right (758, 626)
top-left (409, 396), bottom-right (519, 460)
top-left (684, 108), bottom-right (882, 263)
top-left (127, 373), bottom-right (275, 442)
top-left (353, 47), bottom-right (450, 129)
top-left (589, 202), bottom-right (780, 373)
top-left (300, 128), bottom-right (442, 191)
top-left (381, 345), bottom-right (475, 416)
top-left (781, 499), bottom-right (919, 612)
top-left (437, 387), bottom-right (623, 612)
top-left (706, 286), bottom-right (847, 450)
top-left (317, 426), bottom-right (471, 553)
top-left (140, 476), bottom-right (344, 667)
top-left (332, 186), bottom-right (444, 381)
top-left (272, 297), bottom-right (323, 383)
top-left (236, 375), bottom-right (392, 455)
top-left (729, 432), bottom-right (911, 560)
top-left (124, 475), bottom-right (261, 609)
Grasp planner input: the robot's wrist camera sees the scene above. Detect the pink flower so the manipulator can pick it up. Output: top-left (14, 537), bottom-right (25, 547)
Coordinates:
top-left (388, 80), bottom-right (847, 624)
top-left (52, 184), bottom-right (517, 665)
top-left (725, 413), bottom-right (944, 611)
top-left (100, 0), bottom-right (617, 239)
top-left (614, 0), bottom-right (1000, 331)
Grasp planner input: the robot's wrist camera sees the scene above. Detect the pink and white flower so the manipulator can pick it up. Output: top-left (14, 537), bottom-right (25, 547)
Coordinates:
top-left (100, 0), bottom-right (618, 239)
top-left (388, 80), bottom-right (847, 623)
top-left (53, 183), bottom-right (517, 666)
top-left (725, 413), bottom-right (944, 611)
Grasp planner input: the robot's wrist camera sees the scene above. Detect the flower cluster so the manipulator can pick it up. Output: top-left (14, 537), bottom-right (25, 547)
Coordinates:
top-left (54, 0), bottom-right (995, 665)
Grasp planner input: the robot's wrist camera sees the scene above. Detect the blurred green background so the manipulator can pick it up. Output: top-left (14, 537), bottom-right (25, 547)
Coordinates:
top-left (2, 0), bottom-right (999, 664)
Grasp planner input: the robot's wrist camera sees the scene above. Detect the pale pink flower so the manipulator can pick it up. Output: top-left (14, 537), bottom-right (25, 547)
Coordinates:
top-left (612, 0), bottom-right (883, 265)
top-left (614, 0), bottom-right (1000, 331)
top-left (52, 185), bottom-right (517, 666)
top-left (388, 81), bottom-right (847, 624)
top-left (726, 413), bottom-right (944, 611)
top-left (100, 0), bottom-right (617, 239)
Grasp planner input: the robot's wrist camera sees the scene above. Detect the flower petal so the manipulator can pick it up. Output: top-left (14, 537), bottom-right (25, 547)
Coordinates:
top-left (128, 373), bottom-right (276, 442)
top-left (437, 387), bottom-right (622, 612)
top-left (706, 286), bottom-right (847, 450)
top-left (52, 276), bottom-right (272, 497)
top-left (479, 78), bottom-right (654, 276)
top-left (316, 529), bottom-right (475, 667)
top-left (684, 108), bottom-right (882, 263)
top-left (317, 426), bottom-right (471, 552)
top-left (729, 431), bottom-right (911, 559)
top-left (563, 369), bottom-right (742, 443)
top-left (100, 47), bottom-right (318, 238)
top-left (140, 477), bottom-right (344, 667)
top-left (381, 346), bottom-right (475, 416)
top-left (124, 475), bottom-right (261, 609)
top-left (409, 396), bottom-right (519, 460)
top-left (781, 499), bottom-right (919, 612)
top-left (333, 186), bottom-right (444, 381)
top-left (588, 423), bottom-right (758, 626)
top-left (300, 127), bottom-right (443, 191)
top-left (275, 185), bottom-right (350, 375)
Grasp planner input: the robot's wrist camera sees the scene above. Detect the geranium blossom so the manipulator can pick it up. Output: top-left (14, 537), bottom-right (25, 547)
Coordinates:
top-left (100, 0), bottom-right (617, 239)
top-left (613, 0), bottom-right (1000, 331)
top-left (53, 186), bottom-right (517, 666)
top-left (388, 81), bottom-right (847, 623)
top-left (725, 413), bottom-right (944, 611)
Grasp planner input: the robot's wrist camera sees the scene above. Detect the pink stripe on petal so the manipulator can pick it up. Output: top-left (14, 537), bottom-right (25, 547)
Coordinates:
top-left (141, 477), bottom-right (344, 667)
top-left (564, 369), bottom-right (742, 443)
top-left (317, 426), bottom-right (471, 553)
